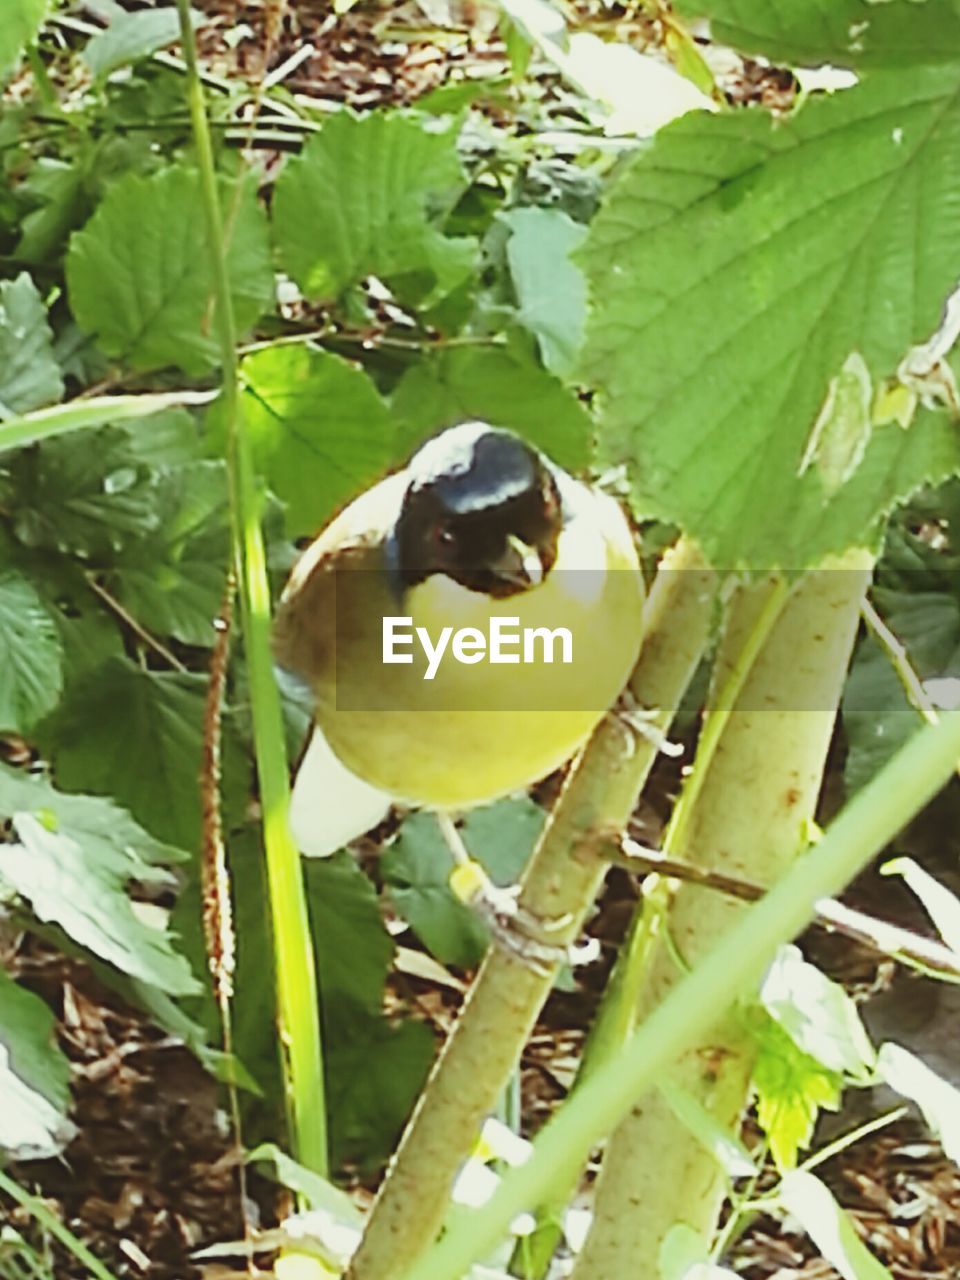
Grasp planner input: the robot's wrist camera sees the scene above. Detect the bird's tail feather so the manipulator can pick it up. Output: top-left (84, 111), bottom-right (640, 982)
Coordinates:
top-left (289, 728), bottom-right (393, 857)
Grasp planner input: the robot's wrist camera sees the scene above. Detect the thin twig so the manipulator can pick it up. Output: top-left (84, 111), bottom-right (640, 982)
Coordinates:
top-left (861, 596), bottom-right (939, 726)
top-left (237, 329), bottom-right (506, 356)
top-left (612, 838), bottom-right (960, 981)
top-left (84, 573), bottom-right (188, 673)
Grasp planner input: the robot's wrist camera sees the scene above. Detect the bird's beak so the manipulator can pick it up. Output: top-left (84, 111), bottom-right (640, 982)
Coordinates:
top-left (493, 535), bottom-right (544, 587)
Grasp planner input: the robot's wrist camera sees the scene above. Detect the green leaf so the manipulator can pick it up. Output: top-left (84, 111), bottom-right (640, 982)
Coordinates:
top-left (673, 0), bottom-right (960, 70)
top-left (0, 571), bottom-right (63, 733)
top-left (0, 766), bottom-right (198, 995)
top-left (0, 1065), bottom-right (72, 1162)
top-left (109, 461), bottom-right (230, 646)
top-left (760, 944), bottom-right (875, 1079)
top-left (84, 7), bottom-right (201, 78)
top-left (877, 1042), bottom-right (960, 1164)
top-left (578, 69), bottom-right (960, 567)
top-left (391, 347), bottom-right (591, 470)
top-left (41, 656), bottom-right (247, 850)
top-left (6, 425), bottom-right (160, 557)
top-left (0, 273), bottom-right (64, 417)
top-left (122, 406), bottom-right (202, 469)
top-left (272, 111), bottom-right (477, 306)
top-left (0, 0), bottom-right (47, 84)
top-left (779, 1171), bottom-right (893, 1280)
top-left (248, 1143), bottom-right (363, 1222)
top-left (382, 813), bottom-right (489, 968)
top-left (13, 157), bottom-right (88, 265)
top-left (66, 164), bottom-right (273, 375)
top-left (501, 207), bottom-right (587, 377)
top-left (0, 761), bottom-right (186, 871)
top-left (382, 799), bottom-right (544, 969)
top-left (752, 1014), bottom-right (842, 1171)
top-left (0, 967), bottom-right (70, 1111)
top-left (236, 343), bottom-right (397, 537)
top-left (306, 851), bottom-right (394, 1017)
top-left (327, 1015), bottom-right (434, 1169)
top-left (4, 814), bottom-right (199, 995)
top-left (31, 559), bottom-right (125, 694)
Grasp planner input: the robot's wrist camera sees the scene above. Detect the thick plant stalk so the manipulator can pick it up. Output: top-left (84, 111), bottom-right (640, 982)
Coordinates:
top-left (570, 550), bottom-right (875, 1280)
top-left (346, 539), bottom-right (718, 1280)
top-left (514, 572), bottom-right (788, 1279)
top-left (402, 679), bottom-right (960, 1280)
top-left (174, 0), bottom-right (327, 1174)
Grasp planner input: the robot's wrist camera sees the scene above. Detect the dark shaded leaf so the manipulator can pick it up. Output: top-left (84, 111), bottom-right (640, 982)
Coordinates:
top-left (0, 273), bottom-right (64, 414)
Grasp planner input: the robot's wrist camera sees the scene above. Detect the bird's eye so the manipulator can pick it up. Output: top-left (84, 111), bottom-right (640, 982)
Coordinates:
top-left (434, 524), bottom-right (456, 548)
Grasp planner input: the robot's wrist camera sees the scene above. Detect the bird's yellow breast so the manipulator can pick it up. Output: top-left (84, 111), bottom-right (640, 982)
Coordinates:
top-left (313, 490), bottom-right (645, 809)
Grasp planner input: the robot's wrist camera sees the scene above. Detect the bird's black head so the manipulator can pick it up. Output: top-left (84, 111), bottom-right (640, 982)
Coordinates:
top-left (390, 423), bottom-right (563, 598)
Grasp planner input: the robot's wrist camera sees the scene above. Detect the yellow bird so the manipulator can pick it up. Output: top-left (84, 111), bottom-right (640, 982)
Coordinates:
top-left (273, 421), bottom-right (644, 866)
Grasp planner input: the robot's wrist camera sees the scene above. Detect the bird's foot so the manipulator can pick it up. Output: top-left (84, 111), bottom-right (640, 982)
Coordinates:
top-left (449, 860), bottom-right (598, 976)
top-left (612, 689), bottom-right (683, 758)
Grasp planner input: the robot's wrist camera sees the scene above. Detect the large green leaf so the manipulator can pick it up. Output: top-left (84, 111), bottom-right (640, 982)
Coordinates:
top-left (307, 852), bottom-right (394, 1018)
top-left (0, 766), bottom-right (198, 996)
top-left (0, 969), bottom-right (75, 1160)
top-left (42, 657), bottom-right (247, 850)
top-left (391, 346), bottom-right (591, 470)
top-left (66, 164), bottom-right (273, 374)
top-left (109, 461), bottom-right (231, 646)
top-left (0, 571), bottom-right (63, 733)
top-left (272, 111), bottom-right (477, 306)
top-left (579, 68), bottom-right (960, 568)
top-left (236, 343), bottom-right (398, 537)
top-left (0, 0), bottom-right (47, 84)
top-left (673, 0), bottom-right (960, 70)
top-left (327, 1015), bottom-right (434, 1170)
top-left (0, 273), bottom-right (64, 416)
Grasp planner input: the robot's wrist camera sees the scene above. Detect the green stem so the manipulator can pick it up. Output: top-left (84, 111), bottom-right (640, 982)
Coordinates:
top-left (403, 706), bottom-right (960, 1280)
top-left (173, 0), bottom-right (327, 1175)
top-left (510, 573), bottom-right (789, 1278)
top-left (0, 1169), bottom-right (120, 1280)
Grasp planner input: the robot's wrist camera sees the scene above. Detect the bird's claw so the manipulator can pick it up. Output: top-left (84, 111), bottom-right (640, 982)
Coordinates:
top-left (612, 690), bottom-right (683, 758)
top-left (463, 876), bottom-right (597, 976)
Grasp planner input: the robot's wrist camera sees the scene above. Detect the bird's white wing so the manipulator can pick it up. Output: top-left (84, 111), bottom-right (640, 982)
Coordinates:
top-left (289, 728), bottom-right (393, 857)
